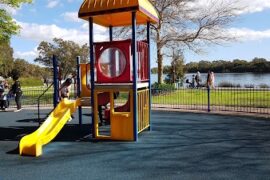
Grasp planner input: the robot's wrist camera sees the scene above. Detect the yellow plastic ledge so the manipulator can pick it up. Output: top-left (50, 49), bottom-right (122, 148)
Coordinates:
top-left (78, 0), bottom-right (159, 27)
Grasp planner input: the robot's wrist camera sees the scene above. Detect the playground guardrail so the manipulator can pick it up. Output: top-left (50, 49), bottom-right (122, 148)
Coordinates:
top-left (152, 87), bottom-right (270, 115)
top-left (37, 83), bottom-right (54, 124)
top-left (6, 86), bottom-right (270, 116)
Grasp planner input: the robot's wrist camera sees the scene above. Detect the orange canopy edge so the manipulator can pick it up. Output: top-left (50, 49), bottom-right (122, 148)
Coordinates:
top-left (78, 0), bottom-right (159, 27)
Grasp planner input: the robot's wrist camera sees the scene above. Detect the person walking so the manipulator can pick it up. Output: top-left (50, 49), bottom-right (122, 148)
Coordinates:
top-left (191, 75), bottom-right (195, 88)
top-left (195, 71), bottom-right (201, 88)
top-left (206, 71), bottom-right (211, 88)
top-left (210, 71), bottom-right (215, 88)
top-left (206, 71), bottom-right (215, 89)
top-left (10, 75), bottom-right (23, 112)
top-left (43, 77), bottom-right (49, 87)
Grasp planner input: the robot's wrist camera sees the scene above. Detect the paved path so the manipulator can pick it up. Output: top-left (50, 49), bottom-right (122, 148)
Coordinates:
top-left (0, 110), bottom-right (270, 179)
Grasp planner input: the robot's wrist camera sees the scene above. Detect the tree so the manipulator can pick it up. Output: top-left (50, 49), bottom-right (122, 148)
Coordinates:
top-left (184, 58), bottom-right (270, 73)
top-left (0, 41), bottom-right (14, 77)
top-left (35, 38), bottom-right (89, 79)
top-left (185, 62), bottom-right (199, 73)
top-left (10, 68), bottom-right (20, 79)
top-left (165, 50), bottom-right (185, 84)
top-left (12, 58), bottom-right (47, 77)
top-left (0, 0), bottom-right (32, 42)
top-left (150, 0), bottom-right (241, 84)
top-left (231, 59), bottom-right (248, 73)
top-left (250, 58), bottom-right (269, 73)
top-left (198, 60), bottom-right (212, 72)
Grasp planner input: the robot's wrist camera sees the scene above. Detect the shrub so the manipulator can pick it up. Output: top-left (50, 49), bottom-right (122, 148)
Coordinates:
top-left (218, 81), bottom-right (241, 88)
top-left (151, 82), bottom-right (176, 91)
top-left (151, 82), bottom-right (176, 95)
top-left (259, 84), bottom-right (270, 89)
top-left (244, 84), bottom-right (255, 88)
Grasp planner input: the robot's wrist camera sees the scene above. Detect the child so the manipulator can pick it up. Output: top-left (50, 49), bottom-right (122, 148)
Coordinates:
top-left (59, 78), bottom-right (73, 120)
top-left (59, 78), bottom-right (72, 99)
top-left (0, 80), bottom-right (8, 111)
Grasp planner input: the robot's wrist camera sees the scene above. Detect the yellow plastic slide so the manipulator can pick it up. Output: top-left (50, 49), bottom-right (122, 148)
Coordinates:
top-left (19, 98), bottom-right (80, 157)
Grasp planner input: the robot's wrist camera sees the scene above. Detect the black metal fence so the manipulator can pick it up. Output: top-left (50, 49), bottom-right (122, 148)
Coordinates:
top-left (7, 86), bottom-right (270, 116)
top-left (152, 87), bottom-right (270, 115)
top-left (8, 87), bottom-right (54, 109)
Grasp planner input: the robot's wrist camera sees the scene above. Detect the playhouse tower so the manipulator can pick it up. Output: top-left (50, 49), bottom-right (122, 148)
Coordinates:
top-left (78, 0), bottom-right (159, 141)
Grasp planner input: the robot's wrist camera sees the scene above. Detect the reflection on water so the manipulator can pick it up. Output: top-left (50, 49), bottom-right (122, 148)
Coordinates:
top-left (151, 73), bottom-right (270, 87)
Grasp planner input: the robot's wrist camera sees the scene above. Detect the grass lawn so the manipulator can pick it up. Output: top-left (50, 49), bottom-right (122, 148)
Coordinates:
top-left (152, 88), bottom-right (270, 108)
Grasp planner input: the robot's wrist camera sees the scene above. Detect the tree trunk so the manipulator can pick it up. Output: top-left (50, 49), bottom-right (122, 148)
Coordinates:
top-left (156, 27), bottom-right (163, 84)
top-left (157, 48), bottom-right (163, 84)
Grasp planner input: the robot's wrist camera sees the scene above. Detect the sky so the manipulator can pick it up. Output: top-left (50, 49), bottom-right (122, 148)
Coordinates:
top-left (4, 0), bottom-right (270, 66)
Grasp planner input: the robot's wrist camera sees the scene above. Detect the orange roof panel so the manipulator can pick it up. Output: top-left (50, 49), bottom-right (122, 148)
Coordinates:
top-left (78, 0), bottom-right (159, 27)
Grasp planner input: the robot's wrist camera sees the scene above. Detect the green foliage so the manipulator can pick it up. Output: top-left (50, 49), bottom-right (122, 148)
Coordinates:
top-left (152, 57), bottom-right (270, 75)
top-left (35, 38), bottom-right (89, 79)
top-left (165, 51), bottom-right (185, 84)
top-left (185, 58), bottom-right (270, 73)
top-left (151, 82), bottom-right (176, 91)
top-left (151, 67), bottom-right (157, 74)
top-left (151, 65), bottom-right (170, 74)
top-left (10, 68), bottom-right (20, 80)
top-left (1, 0), bottom-right (32, 7)
top-left (250, 58), bottom-right (270, 73)
top-left (259, 84), bottom-right (269, 89)
top-left (19, 77), bottom-right (43, 87)
top-left (0, 43), bottom-right (51, 83)
top-left (0, 41), bottom-right (13, 77)
top-left (244, 84), bottom-right (255, 88)
top-left (12, 58), bottom-right (49, 78)
top-left (0, 9), bottom-right (18, 42)
top-left (218, 82), bottom-right (241, 88)
top-left (0, 0), bottom-right (32, 42)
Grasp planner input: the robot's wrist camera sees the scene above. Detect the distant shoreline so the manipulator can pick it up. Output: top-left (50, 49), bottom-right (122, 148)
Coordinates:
top-left (151, 73), bottom-right (270, 87)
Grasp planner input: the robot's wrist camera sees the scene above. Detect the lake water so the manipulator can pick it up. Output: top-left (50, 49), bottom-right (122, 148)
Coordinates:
top-left (151, 73), bottom-right (270, 87)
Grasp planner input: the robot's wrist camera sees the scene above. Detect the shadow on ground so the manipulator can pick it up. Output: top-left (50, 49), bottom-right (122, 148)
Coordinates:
top-left (0, 124), bottom-right (91, 142)
top-left (1, 123), bottom-right (92, 155)
top-left (16, 118), bottom-right (40, 123)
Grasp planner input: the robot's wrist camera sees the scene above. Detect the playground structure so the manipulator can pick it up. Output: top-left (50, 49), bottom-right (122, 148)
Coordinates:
top-left (19, 0), bottom-right (159, 156)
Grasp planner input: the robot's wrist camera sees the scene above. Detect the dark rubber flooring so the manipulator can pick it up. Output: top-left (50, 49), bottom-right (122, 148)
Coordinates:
top-left (0, 109), bottom-right (270, 180)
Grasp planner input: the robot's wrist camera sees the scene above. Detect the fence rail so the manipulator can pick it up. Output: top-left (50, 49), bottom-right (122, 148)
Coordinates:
top-left (7, 86), bottom-right (270, 116)
top-left (152, 87), bottom-right (270, 115)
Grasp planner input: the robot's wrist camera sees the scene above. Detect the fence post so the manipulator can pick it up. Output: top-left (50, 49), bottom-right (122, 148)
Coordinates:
top-left (76, 56), bottom-right (82, 126)
top-left (53, 55), bottom-right (59, 108)
top-left (38, 101), bottom-right (40, 125)
top-left (207, 87), bottom-right (211, 112)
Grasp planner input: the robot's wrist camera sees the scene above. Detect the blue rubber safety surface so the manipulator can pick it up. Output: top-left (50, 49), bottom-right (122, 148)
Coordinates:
top-left (0, 109), bottom-right (270, 180)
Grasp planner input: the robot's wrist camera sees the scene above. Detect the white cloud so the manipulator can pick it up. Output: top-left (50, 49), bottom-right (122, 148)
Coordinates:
top-left (13, 47), bottom-right (41, 64)
top-left (16, 21), bottom-right (108, 45)
top-left (46, 0), bottom-right (60, 8)
top-left (188, 0), bottom-right (270, 15)
top-left (14, 49), bottom-right (38, 61)
top-left (81, 22), bottom-right (107, 33)
top-left (61, 11), bottom-right (110, 35)
top-left (61, 12), bottom-right (81, 23)
top-left (236, 0), bottom-right (270, 14)
top-left (228, 28), bottom-right (270, 41)
top-left (0, 4), bottom-right (18, 15)
top-left (14, 19), bottom-right (109, 63)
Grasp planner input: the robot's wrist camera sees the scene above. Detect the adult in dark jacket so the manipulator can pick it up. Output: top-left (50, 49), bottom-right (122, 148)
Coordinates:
top-left (10, 75), bottom-right (23, 112)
